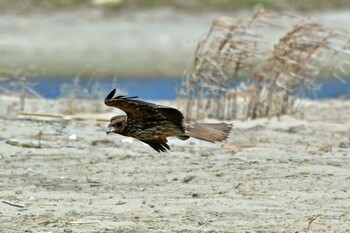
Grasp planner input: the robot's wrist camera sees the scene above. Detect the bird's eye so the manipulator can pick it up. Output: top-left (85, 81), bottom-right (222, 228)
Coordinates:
top-left (115, 123), bottom-right (122, 128)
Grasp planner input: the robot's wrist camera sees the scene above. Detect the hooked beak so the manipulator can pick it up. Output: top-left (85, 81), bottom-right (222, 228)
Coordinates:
top-left (106, 126), bottom-right (115, 135)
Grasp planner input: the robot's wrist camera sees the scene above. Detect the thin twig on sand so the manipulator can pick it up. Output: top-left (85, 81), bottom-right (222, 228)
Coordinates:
top-left (2, 200), bottom-right (26, 208)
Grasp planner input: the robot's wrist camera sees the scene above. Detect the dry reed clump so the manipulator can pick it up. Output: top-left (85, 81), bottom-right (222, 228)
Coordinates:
top-left (177, 11), bottom-right (350, 121)
top-left (60, 77), bottom-right (104, 115)
top-left (0, 69), bottom-right (43, 117)
top-left (59, 75), bottom-right (122, 115)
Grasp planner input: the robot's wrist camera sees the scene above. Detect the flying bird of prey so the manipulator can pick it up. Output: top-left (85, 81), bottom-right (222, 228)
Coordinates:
top-left (105, 89), bottom-right (232, 152)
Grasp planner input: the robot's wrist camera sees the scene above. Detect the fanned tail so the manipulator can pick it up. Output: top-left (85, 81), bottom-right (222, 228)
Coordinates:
top-left (185, 123), bottom-right (233, 143)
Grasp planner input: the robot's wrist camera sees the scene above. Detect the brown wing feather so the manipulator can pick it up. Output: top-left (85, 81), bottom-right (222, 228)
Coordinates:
top-left (156, 107), bottom-right (184, 131)
top-left (104, 89), bottom-right (185, 132)
top-left (105, 89), bottom-right (157, 120)
top-left (140, 139), bottom-right (170, 153)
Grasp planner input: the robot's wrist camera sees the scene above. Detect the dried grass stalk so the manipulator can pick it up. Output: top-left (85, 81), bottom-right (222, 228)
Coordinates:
top-left (177, 11), bottom-right (350, 120)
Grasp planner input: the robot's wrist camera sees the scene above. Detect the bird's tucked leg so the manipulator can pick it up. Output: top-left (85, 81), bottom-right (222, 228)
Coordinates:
top-left (177, 136), bottom-right (190, 140)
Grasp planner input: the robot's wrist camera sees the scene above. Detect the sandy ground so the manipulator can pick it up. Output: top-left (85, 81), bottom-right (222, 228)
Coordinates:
top-left (0, 96), bottom-right (349, 232)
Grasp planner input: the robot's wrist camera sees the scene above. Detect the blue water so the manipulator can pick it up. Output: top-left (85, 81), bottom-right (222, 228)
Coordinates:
top-left (305, 79), bottom-right (350, 99)
top-left (29, 77), bottom-right (182, 100)
top-left (2, 77), bottom-right (350, 100)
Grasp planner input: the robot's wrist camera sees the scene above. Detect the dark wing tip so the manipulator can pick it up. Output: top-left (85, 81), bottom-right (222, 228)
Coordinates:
top-left (142, 140), bottom-right (170, 153)
top-left (115, 95), bottom-right (139, 100)
top-left (105, 89), bottom-right (139, 106)
top-left (105, 89), bottom-right (116, 102)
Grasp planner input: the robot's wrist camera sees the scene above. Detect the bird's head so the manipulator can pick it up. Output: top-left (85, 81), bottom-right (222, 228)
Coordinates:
top-left (106, 115), bottom-right (127, 135)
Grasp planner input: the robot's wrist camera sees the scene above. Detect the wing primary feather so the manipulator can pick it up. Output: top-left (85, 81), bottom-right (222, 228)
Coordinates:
top-left (141, 140), bottom-right (170, 153)
top-left (161, 141), bottom-right (170, 150)
top-left (115, 95), bottom-right (138, 100)
top-left (147, 141), bottom-right (163, 152)
top-left (105, 89), bottom-right (116, 101)
top-left (105, 89), bottom-right (139, 102)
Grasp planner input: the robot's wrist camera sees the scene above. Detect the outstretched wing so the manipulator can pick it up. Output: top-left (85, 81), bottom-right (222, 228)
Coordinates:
top-left (104, 89), bottom-right (185, 132)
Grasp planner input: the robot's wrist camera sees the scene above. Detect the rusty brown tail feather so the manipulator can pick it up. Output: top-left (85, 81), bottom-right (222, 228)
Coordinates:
top-left (185, 123), bottom-right (233, 143)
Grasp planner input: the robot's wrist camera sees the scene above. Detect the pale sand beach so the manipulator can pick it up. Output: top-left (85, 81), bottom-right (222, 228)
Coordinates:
top-left (0, 96), bottom-right (349, 232)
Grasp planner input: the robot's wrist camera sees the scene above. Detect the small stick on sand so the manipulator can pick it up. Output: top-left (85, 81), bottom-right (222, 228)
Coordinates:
top-left (18, 112), bottom-right (64, 119)
top-left (66, 221), bottom-right (99, 225)
top-left (2, 200), bottom-right (26, 208)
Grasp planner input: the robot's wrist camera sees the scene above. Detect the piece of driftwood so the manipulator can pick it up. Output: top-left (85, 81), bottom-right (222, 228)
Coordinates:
top-left (17, 112), bottom-right (109, 122)
top-left (18, 112), bottom-right (64, 119)
top-left (2, 200), bottom-right (26, 208)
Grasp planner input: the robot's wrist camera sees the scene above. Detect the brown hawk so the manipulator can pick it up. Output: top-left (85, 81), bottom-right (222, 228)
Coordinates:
top-left (105, 89), bottom-right (232, 152)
